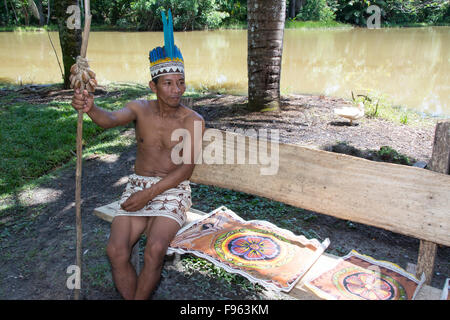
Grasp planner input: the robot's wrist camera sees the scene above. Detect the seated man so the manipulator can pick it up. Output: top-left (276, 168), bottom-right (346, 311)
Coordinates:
top-left (71, 10), bottom-right (205, 300)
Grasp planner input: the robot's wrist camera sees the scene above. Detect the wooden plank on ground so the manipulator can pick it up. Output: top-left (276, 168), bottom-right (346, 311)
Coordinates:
top-left (93, 201), bottom-right (205, 225)
top-left (190, 129), bottom-right (450, 246)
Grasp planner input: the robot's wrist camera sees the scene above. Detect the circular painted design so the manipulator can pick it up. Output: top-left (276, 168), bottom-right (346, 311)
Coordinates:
top-left (214, 228), bottom-right (294, 269)
top-left (332, 267), bottom-right (407, 300)
top-left (229, 235), bottom-right (280, 261)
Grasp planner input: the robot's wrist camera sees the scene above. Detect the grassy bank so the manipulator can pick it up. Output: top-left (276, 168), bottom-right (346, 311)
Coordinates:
top-left (4, 20), bottom-right (449, 33)
top-left (285, 19), bottom-right (353, 29)
top-left (4, 19), bottom-right (450, 32)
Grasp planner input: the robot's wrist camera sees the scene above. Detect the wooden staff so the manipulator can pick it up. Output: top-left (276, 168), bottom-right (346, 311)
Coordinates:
top-left (71, 0), bottom-right (94, 300)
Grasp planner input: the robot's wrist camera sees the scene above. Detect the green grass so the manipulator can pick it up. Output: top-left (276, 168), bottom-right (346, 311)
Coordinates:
top-left (381, 21), bottom-right (450, 28)
top-left (2, 20), bottom-right (447, 33)
top-left (181, 255), bottom-right (264, 293)
top-left (285, 19), bottom-right (353, 29)
top-left (0, 82), bottom-right (149, 199)
top-left (0, 25), bottom-right (58, 32)
top-left (191, 184), bottom-right (322, 240)
top-left (351, 90), bottom-right (438, 126)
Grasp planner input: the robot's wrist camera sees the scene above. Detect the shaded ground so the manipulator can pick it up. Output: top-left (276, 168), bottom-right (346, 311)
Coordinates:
top-left (0, 89), bottom-right (448, 300)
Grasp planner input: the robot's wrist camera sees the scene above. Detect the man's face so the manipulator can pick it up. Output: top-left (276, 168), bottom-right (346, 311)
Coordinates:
top-left (149, 74), bottom-right (186, 108)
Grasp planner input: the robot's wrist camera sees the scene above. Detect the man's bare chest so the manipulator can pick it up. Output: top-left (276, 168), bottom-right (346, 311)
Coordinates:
top-left (135, 117), bottom-right (184, 151)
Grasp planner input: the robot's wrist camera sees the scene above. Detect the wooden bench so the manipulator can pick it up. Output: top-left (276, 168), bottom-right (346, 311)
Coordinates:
top-left (93, 121), bottom-right (449, 300)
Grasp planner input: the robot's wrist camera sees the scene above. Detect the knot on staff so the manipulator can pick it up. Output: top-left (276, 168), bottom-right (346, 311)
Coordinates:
top-left (69, 56), bottom-right (97, 92)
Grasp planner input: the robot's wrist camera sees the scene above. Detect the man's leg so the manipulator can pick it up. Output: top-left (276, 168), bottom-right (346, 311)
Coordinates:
top-left (106, 216), bottom-right (148, 300)
top-left (134, 216), bottom-right (181, 300)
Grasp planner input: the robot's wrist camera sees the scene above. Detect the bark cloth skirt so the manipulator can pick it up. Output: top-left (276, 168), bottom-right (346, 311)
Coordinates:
top-left (115, 174), bottom-right (192, 227)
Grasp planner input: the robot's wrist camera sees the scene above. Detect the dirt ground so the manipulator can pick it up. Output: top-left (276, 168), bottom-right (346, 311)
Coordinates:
top-left (0, 89), bottom-right (448, 300)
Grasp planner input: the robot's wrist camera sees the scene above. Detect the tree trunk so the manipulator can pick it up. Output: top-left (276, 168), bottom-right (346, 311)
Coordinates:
top-left (296, 0), bottom-right (305, 15)
top-left (4, 0), bottom-right (9, 24)
top-left (22, 2), bottom-right (29, 25)
top-left (9, 0), bottom-right (19, 24)
top-left (289, 0), bottom-right (296, 19)
top-left (54, 0), bottom-right (82, 89)
top-left (29, 0), bottom-right (44, 25)
top-left (47, 0), bottom-right (51, 25)
top-left (247, 0), bottom-right (286, 112)
top-left (35, 0), bottom-right (45, 26)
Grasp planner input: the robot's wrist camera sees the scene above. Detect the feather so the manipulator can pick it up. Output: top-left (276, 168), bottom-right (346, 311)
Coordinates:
top-left (168, 9), bottom-right (174, 58)
top-left (161, 9), bottom-right (175, 59)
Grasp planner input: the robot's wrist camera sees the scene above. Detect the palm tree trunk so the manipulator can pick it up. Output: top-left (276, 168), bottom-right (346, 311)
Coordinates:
top-left (247, 0), bottom-right (286, 112)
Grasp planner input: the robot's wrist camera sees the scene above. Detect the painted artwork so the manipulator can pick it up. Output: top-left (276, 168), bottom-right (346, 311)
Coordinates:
top-left (306, 250), bottom-right (425, 300)
top-left (168, 206), bottom-right (330, 292)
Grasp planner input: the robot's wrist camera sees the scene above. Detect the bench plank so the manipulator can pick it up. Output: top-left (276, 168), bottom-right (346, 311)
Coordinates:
top-left (93, 202), bottom-right (441, 300)
top-left (190, 129), bottom-right (450, 246)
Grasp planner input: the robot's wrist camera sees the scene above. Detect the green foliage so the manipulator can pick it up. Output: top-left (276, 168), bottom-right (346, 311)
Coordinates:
top-left (354, 90), bottom-right (432, 126)
top-left (331, 0), bottom-right (450, 26)
top-left (383, 0), bottom-right (418, 25)
top-left (416, 0), bottom-right (450, 24)
top-left (377, 146), bottom-right (411, 165)
top-left (181, 255), bottom-right (264, 292)
top-left (2, 0), bottom-right (448, 29)
top-left (297, 0), bottom-right (336, 22)
top-left (285, 19), bottom-right (352, 28)
top-left (218, 0), bottom-right (247, 25)
top-left (332, 0), bottom-right (380, 26)
top-left (97, 0), bottom-right (230, 31)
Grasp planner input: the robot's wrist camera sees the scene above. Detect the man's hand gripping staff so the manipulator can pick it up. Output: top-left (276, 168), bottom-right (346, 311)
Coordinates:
top-left (70, 56), bottom-right (97, 112)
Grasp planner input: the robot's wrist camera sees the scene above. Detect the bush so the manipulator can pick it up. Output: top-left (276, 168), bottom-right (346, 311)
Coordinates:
top-left (332, 0), bottom-right (377, 26)
top-left (218, 0), bottom-right (247, 26)
top-left (415, 0), bottom-right (449, 24)
top-left (128, 0), bottom-right (229, 31)
top-left (297, 0), bottom-right (336, 22)
top-left (383, 0), bottom-right (418, 25)
top-left (332, 0), bottom-right (450, 26)
top-left (441, 3), bottom-right (450, 23)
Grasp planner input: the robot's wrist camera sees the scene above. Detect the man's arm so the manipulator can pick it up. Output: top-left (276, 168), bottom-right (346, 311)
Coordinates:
top-left (120, 114), bottom-right (205, 212)
top-left (72, 89), bottom-right (138, 129)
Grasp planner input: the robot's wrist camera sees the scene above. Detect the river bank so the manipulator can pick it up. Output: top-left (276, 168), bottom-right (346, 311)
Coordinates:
top-left (2, 19), bottom-right (449, 32)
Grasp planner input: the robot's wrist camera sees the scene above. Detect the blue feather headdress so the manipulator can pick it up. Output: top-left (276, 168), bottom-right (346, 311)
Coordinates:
top-left (149, 9), bottom-right (184, 79)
